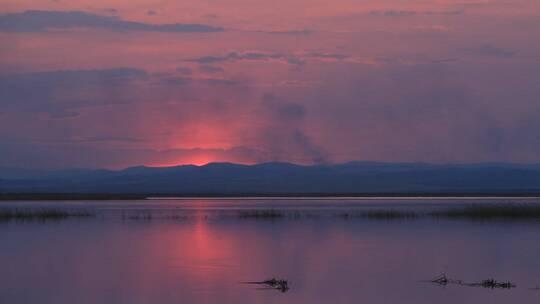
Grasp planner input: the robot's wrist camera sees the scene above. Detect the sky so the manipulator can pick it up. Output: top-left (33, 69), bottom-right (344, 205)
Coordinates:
top-left (1, 0), bottom-right (540, 169)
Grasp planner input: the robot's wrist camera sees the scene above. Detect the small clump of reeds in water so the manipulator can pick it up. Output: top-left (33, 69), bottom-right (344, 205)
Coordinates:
top-left (242, 278), bottom-right (290, 292)
top-left (426, 274), bottom-right (516, 289)
top-left (0, 208), bottom-right (94, 222)
top-left (472, 279), bottom-right (516, 289)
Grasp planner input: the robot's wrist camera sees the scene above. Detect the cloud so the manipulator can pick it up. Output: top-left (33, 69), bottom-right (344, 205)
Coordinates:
top-left (201, 78), bottom-right (239, 86)
top-left (370, 10), bottom-right (417, 17)
top-left (0, 68), bottom-right (148, 118)
top-left (303, 52), bottom-right (348, 61)
top-left (370, 10), bottom-right (464, 17)
top-left (176, 67), bottom-right (193, 75)
top-left (423, 10), bottom-right (464, 15)
top-left (187, 51), bottom-right (348, 67)
top-left (188, 52), bottom-right (301, 66)
top-left (2, 59), bottom-right (540, 168)
top-left (0, 141), bottom-right (262, 169)
top-left (48, 109), bottom-right (81, 119)
top-left (291, 131), bottom-right (327, 164)
top-left (102, 8), bottom-right (118, 14)
top-left (297, 61), bottom-right (540, 162)
top-left (75, 136), bottom-right (145, 143)
top-left (156, 74), bottom-right (239, 86)
top-left (0, 10), bottom-right (224, 32)
top-left (277, 80), bottom-right (322, 88)
top-left (254, 93), bottom-right (328, 164)
top-left (146, 10), bottom-right (157, 16)
top-left (0, 66), bottom-right (243, 121)
top-left (158, 76), bottom-right (193, 86)
top-left (464, 44), bottom-right (516, 58)
top-left (198, 65), bottom-right (224, 73)
top-left (36, 136), bottom-right (146, 144)
top-left (454, 1), bottom-right (515, 9)
top-left (202, 14), bottom-right (219, 19)
top-left (261, 93), bottom-right (306, 120)
top-left (259, 29), bottom-right (312, 35)
top-left (411, 25), bottom-right (450, 32)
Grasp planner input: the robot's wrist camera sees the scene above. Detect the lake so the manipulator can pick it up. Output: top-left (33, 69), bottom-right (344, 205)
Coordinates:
top-left (1, 198), bottom-right (540, 303)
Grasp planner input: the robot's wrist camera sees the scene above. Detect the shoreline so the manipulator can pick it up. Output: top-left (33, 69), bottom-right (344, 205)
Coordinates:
top-left (147, 196), bottom-right (540, 200)
top-left (2, 193), bottom-right (540, 201)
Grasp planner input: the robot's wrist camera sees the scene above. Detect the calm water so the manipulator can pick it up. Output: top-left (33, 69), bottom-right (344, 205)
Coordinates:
top-left (1, 199), bottom-right (540, 304)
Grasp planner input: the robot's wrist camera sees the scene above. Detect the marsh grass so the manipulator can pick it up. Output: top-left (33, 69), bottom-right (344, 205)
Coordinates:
top-left (125, 212), bottom-right (153, 221)
top-left (337, 204), bottom-right (540, 221)
top-left (4, 203), bottom-right (540, 223)
top-left (238, 210), bottom-right (285, 219)
top-left (237, 210), bottom-right (303, 220)
top-left (336, 209), bottom-right (421, 220)
top-left (0, 208), bottom-right (94, 222)
top-left (153, 204), bottom-right (540, 221)
top-left (120, 211), bottom-right (190, 221)
top-left (431, 204), bottom-right (540, 220)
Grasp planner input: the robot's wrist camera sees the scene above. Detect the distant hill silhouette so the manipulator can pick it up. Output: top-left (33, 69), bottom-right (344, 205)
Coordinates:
top-left (2, 162), bottom-right (540, 195)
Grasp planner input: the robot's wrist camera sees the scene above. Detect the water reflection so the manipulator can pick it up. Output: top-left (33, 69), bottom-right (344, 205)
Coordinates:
top-left (1, 200), bottom-right (540, 304)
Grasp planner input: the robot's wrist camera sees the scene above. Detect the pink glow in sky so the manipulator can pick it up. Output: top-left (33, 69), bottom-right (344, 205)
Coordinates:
top-left (1, 1), bottom-right (540, 168)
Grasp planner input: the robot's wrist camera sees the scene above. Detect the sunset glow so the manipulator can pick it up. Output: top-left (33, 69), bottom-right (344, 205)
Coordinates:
top-left (1, 1), bottom-right (540, 168)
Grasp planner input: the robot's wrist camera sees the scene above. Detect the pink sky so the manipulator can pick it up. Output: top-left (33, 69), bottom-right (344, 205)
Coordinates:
top-left (1, 1), bottom-right (539, 168)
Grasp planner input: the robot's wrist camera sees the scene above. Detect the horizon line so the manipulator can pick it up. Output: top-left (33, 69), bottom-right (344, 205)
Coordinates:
top-left (3, 160), bottom-right (540, 172)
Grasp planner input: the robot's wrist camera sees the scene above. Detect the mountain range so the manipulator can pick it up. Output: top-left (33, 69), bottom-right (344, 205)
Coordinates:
top-left (2, 162), bottom-right (540, 195)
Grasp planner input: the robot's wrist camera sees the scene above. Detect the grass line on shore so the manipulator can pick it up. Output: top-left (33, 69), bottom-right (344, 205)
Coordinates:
top-left (2, 204), bottom-right (540, 222)
top-left (429, 204), bottom-right (540, 220)
top-left (3, 193), bottom-right (540, 201)
top-left (236, 204), bottom-right (540, 221)
top-left (0, 208), bottom-right (95, 222)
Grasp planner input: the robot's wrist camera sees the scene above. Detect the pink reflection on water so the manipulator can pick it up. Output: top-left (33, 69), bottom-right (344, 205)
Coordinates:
top-left (1, 212), bottom-right (540, 303)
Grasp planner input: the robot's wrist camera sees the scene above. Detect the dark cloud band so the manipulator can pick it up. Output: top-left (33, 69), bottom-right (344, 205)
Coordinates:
top-left (0, 10), bottom-right (224, 32)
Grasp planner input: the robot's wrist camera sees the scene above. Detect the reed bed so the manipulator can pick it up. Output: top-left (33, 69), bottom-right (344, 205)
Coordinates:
top-left (237, 209), bottom-right (304, 220)
top-left (4, 203), bottom-right (540, 222)
top-left (431, 204), bottom-right (540, 220)
top-left (336, 209), bottom-right (420, 220)
top-left (0, 208), bottom-right (94, 222)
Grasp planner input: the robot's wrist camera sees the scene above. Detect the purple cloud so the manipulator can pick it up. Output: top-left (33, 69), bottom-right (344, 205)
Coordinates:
top-left (0, 10), bottom-right (224, 32)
